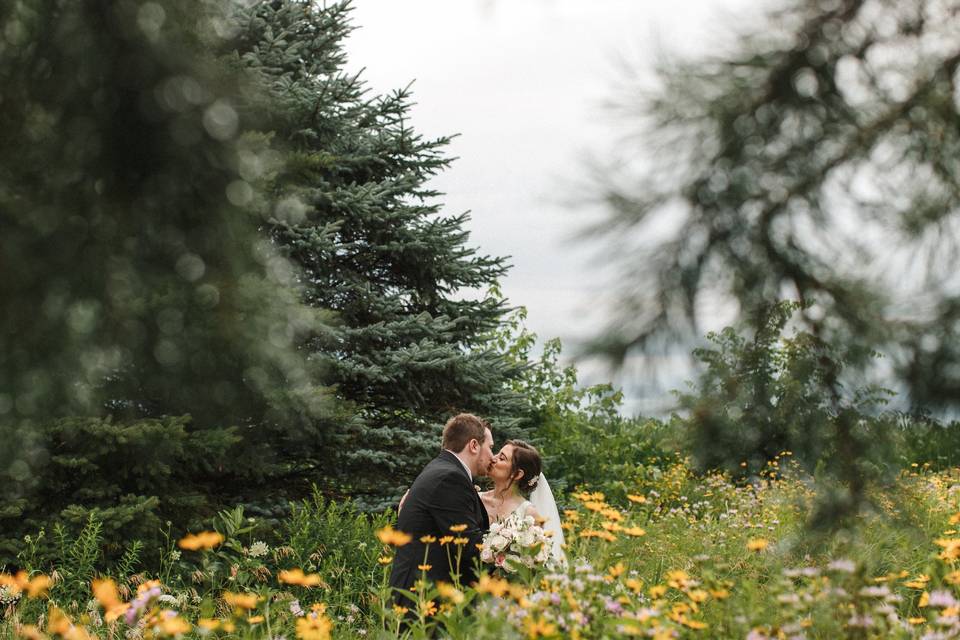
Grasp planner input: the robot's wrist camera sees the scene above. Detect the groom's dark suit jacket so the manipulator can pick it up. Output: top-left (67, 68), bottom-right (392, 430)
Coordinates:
top-left (388, 450), bottom-right (489, 601)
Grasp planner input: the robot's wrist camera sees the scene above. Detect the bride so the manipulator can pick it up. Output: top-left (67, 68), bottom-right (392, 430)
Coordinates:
top-left (480, 439), bottom-right (565, 565)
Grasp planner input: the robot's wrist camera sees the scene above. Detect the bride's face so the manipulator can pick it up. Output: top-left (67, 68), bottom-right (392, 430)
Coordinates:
top-left (489, 444), bottom-right (520, 483)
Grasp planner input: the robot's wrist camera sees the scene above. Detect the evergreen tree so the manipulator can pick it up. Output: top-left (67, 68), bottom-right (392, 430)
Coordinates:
top-left (226, 1), bottom-right (530, 507)
top-left (0, 0), bottom-right (334, 563)
top-left (592, 0), bottom-right (960, 401)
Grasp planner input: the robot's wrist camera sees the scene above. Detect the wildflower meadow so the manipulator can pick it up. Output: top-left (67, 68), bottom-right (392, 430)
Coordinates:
top-left (5, 455), bottom-right (960, 639)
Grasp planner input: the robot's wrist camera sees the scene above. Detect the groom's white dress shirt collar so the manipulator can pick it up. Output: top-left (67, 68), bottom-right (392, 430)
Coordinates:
top-left (447, 450), bottom-right (472, 481)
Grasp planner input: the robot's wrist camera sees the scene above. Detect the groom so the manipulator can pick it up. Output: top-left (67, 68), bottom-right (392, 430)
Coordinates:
top-left (388, 413), bottom-right (493, 602)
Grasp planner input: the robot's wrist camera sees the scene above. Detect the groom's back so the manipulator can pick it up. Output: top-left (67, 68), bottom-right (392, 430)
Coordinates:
top-left (389, 450), bottom-right (486, 600)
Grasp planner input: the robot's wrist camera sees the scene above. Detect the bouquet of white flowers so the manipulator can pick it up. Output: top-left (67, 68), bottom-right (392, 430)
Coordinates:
top-left (480, 510), bottom-right (554, 573)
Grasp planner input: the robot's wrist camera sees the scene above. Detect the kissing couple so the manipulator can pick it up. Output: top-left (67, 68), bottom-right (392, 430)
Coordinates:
top-left (388, 413), bottom-right (564, 600)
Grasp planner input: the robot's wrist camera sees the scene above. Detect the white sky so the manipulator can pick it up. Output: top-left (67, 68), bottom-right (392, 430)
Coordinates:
top-left (344, 0), bottom-right (757, 414)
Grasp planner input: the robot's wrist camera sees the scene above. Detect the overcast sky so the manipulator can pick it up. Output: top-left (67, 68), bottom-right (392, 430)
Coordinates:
top-left (344, 0), bottom-right (756, 414)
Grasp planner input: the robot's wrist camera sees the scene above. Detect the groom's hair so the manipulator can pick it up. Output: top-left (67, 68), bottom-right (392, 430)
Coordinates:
top-left (442, 413), bottom-right (488, 453)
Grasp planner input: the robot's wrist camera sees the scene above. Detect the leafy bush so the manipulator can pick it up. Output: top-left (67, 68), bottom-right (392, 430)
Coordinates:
top-left (490, 307), bottom-right (675, 499)
top-left (673, 301), bottom-right (898, 522)
top-left (1, 415), bottom-right (235, 569)
top-left (278, 490), bottom-right (392, 616)
top-left (889, 412), bottom-right (960, 470)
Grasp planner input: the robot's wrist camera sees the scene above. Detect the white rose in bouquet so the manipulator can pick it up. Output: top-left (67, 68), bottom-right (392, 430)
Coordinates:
top-left (480, 510), bottom-right (556, 573)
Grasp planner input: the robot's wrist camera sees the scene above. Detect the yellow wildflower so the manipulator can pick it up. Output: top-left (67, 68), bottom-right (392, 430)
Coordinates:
top-left (666, 570), bottom-right (691, 589)
top-left (137, 580), bottom-right (162, 595)
top-left (507, 583), bottom-right (529, 603)
top-left (2, 572), bottom-right (53, 599)
top-left (91, 578), bottom-right (129, 622)
top-left (178, 531), bottom-right (224, 551)
top-left (475, 575), bottom-right (510, 598)
top-left (16, 625), bottom-right (44, 640)
top-left (278, 569), bottom-right (324, 588)
top-left (420, 535), bottom-right (437, 544)
top-left (682, 618), bottom-right (708, 630)
top-left (523, 616), bottom-right (557, 639)
top-left (436, 582), bottom-right (464, 604)
top-left (25, 575), bottom-right (52, 599)
top-left (688, 589), bottom-right (709, 603)
top-left (295, 615), bottom-right (332, 640)
top-left (376, 526), bottom-right (412, 547)
top-left (627, 494), bottom-right (647, 504)
top-left (47, 608), bottom-right (74, 637)
top-left (91, 578), bottom-right (120, 608)
top-left (158, 615), bottom-right (191, 636)
top-left (449, 524), bottom-right (468, 533)
top-left (904, 575), bottom-right (930, 589)
top-left (936, 538), bottom-right (960, 561)
top-left (746, 538), bottom-right (770, 552)
top-left (223, 592), bottom-right (259, 610)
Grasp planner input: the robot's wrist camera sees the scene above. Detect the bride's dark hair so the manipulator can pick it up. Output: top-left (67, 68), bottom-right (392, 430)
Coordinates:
top-left (506, 439), bottom-right (542, 497)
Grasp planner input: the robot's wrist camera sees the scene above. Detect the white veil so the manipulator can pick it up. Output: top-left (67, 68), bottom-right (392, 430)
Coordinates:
top-left (528, 473), bottom-right (566, 566)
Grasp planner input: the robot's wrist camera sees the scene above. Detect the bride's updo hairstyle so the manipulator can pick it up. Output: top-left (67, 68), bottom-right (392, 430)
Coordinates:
top-left (506, 439), bottom-right (542, 497)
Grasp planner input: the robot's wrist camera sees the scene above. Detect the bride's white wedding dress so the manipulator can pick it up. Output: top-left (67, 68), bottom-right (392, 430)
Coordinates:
top-left (497, 475), bottom-right (566, 567)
